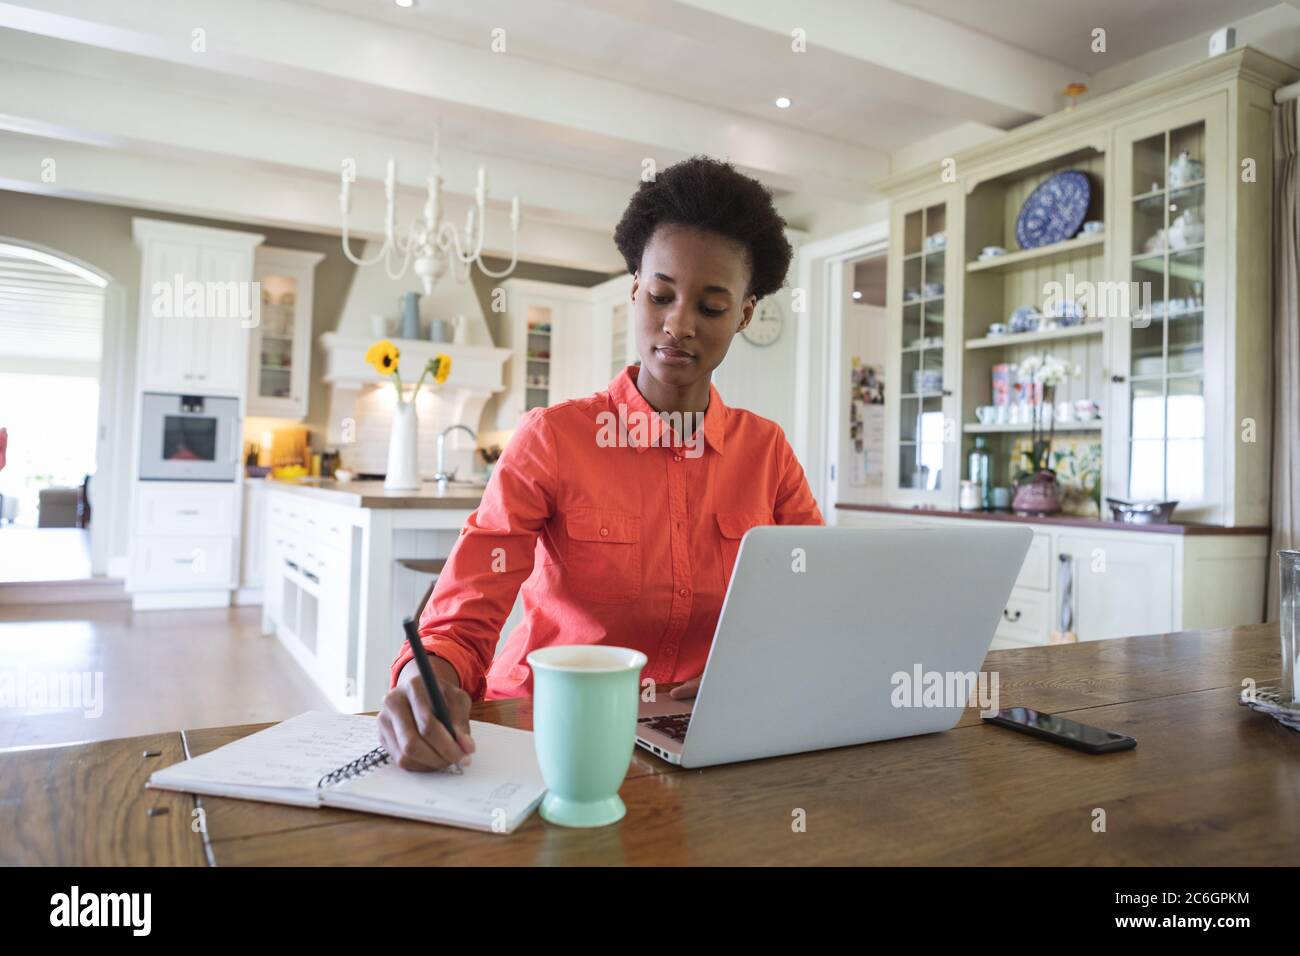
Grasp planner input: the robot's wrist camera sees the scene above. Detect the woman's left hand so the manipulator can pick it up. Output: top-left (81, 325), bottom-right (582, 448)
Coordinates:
top-left (669, 677), bottom-right (701, 700)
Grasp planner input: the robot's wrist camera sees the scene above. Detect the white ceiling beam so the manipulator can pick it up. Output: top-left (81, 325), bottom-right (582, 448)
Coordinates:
top-left (0, 0), bottom-right (888, 199)
top-left (0, 54), bottom-right (633, 232)
top-left (664, 0), bottom-right (1083, 122)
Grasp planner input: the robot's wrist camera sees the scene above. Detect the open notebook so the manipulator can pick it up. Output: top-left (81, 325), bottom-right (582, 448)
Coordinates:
top-left (147, 711), bottom-right (547, 834)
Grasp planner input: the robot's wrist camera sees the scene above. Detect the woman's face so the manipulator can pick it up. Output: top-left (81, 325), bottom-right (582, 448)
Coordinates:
top-left (630, 224), bottom-right (756, 390)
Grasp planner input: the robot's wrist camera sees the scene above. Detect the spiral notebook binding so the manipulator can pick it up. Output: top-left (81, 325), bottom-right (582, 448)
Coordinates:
top-left (318, 745), bottom-right (391, 789)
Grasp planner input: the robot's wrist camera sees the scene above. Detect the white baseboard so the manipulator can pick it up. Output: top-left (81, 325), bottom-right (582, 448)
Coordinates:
top-left (234, 587), bottom-right (263, 606)
top-left (130, 590), bottom-right (232, 611)
top-left (0, 578), bottom-right (127, 606)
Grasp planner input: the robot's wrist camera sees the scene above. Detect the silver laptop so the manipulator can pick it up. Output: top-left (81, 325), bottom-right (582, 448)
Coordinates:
top-left (636, 524), bottom-right (1032, 768)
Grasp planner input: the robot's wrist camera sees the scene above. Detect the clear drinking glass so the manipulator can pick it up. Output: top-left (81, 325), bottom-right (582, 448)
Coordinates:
top-left (1281, 550), bottom-right (1300, 703)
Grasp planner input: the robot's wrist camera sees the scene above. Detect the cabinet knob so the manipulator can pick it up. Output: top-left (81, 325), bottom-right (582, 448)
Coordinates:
top-left (941, 389), bottom-right (952, 397)
top-left (1111, 374), bottom-right (1126, 383)
top-left (1002, 608), bottom-right (1022, 623)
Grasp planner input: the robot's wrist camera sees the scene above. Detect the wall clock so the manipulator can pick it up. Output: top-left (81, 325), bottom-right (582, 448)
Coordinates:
top-left (742, 298), bottom-right (784, 347)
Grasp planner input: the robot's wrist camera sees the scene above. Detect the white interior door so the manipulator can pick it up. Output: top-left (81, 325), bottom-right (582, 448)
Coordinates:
top-left (835, 253), bottom-right (889, 507)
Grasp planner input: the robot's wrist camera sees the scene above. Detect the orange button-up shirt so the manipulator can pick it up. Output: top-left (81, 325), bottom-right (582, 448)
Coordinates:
top-left (392, 364), bottom-right (825, 700)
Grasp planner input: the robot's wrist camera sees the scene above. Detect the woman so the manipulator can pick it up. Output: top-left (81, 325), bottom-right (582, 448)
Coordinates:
top-left (379, 156), bottom-right (824, 770)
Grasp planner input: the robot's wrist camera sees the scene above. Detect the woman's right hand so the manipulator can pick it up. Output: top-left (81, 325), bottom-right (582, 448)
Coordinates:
top-left (378, 658), bottom-right (476, 771)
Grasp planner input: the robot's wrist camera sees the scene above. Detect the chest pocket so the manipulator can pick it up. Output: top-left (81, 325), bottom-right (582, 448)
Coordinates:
top-left (565, 507), bottom-right (642, 604)
top-left (716, 512), bottom-right (774, 587)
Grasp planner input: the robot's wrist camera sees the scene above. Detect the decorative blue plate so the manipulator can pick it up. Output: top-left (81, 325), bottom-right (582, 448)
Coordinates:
top-left (1015, 170), bottom-right (1090, 249)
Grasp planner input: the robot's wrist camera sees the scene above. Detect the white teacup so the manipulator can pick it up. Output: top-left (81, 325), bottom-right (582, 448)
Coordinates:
top-left (1055, 401), bottom-right (1074, 423)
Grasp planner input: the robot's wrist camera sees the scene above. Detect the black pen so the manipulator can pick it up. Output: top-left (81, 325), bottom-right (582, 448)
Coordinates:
top-left (402, 616), bottom-right (462, 770)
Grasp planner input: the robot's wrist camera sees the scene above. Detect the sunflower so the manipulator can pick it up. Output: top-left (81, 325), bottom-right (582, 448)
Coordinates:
top-left (365, 339), bottom-right (400, 377)
top-left (433, 353), bottom-right (452, 384)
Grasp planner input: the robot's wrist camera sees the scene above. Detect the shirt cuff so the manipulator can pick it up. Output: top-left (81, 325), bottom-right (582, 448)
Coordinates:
top-left (390, 636), bottom-right (486, 700)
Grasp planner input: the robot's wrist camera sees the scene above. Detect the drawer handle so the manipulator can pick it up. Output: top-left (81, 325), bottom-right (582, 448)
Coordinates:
top-left (173, 557), bottom-right (196, 565)
top-left (1002, 608), bottom-right (1022, 623)
top-left (176, 509), bottom-right (200, 516)
top-left (303, 569), bottom-right (319, 584)
top-left (285, 559), bottom-right (299, 571)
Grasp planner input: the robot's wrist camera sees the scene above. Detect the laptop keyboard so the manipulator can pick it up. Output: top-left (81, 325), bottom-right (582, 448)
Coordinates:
top-left (638, 713), bottom-right (691, 743)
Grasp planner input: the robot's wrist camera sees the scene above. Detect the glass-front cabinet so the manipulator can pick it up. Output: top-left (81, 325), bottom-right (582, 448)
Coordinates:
top-left (886, 191), bottom-right (961, 505)
top-left (523, 304), bottom-right (554, 412)
top-left (1111, 99), bottom-right (1225, 519)
top-left (247, 247), bottom-right (323, 420)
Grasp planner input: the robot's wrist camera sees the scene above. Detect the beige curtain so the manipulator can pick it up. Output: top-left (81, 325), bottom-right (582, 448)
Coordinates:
top-left (1269, 99), bottom-right (1299, 619)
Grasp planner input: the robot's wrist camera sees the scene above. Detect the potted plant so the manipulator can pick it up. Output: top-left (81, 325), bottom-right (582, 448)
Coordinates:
top-left (1012, 353), bottom-right (1079, 516)
top-left (365, 339), bottom-right (452, 491)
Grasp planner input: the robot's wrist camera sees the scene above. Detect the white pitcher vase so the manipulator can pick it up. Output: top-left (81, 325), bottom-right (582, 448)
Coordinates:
top-left (384, 399), bottom-right (421, 491)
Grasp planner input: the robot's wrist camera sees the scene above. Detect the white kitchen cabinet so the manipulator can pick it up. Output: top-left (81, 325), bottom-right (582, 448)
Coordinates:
top-left (500, 279), bottom-right (593, 419)
top-left (247, 246), bottom-right (324, 419)
top-left (136, 239), bottom-right (200, 393)
top-left (1055, 533), bottom-right (1176, 642)
top-left (994, 586), bottom-right (1051, 647)
top-left (590, 274), bottom-right (636, 382)
top-left (130, 535), bottom-right (235, 590)
top-left (132, 219), bottom-right (265, 397)
top-left (883, 188), bottom-right (963, 509)
top-left (871, 50), bottom-right (1285, 527)
top-left (496, 277), bottom-right (633, 431)
top-left (134, 481), bottom-right (236, 538)
top-left (263, 492), bottom-right (363, 711)
top-left (834, 506), bottom-right (1267, 649)
top-left (127, 482), bottom-right (240, 607)
top-left (128, 219), bottom-right (263, 611)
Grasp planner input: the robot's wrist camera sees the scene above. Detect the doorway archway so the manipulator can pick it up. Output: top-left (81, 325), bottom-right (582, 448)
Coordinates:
top-left (0, 238), bottom-right (126, 580)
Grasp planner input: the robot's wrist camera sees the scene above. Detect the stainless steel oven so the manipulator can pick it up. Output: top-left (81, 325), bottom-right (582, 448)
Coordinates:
top-left (138, 392), bottom-right (240, 482)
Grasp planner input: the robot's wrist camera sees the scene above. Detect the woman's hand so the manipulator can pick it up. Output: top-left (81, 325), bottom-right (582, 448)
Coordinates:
top-left (378, 658), bottom-right (476, 771)
top-left (669, 677), bottom-right (702, 700)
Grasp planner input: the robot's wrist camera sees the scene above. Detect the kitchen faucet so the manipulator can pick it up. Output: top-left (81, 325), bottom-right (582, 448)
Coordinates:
top-left (434, 424), bottom-right (477, 484)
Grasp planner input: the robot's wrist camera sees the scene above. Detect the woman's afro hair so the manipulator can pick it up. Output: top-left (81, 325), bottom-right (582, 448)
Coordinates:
top-left (612, 155), bottom-right (792, 300)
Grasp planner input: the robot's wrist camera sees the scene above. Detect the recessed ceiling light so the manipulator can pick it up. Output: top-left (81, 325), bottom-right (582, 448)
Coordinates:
top-left (852, 290), bottom-right (863, 300)
top-left (775, 97), bottom-right (791, 109)
top-left (394, 0), bottom-right (414, 7)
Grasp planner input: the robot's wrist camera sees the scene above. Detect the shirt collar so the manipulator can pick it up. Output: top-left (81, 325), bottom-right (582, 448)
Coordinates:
top-left (606, 364), bottom-right (726, 457)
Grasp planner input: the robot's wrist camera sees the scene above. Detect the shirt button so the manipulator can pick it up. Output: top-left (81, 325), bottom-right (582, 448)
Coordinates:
top-left (678, 587), bottom-right (689, 597)
top-left (673, 455), bottom-right (682, 462)
top-left (599, 527), bottom-right (609, 537)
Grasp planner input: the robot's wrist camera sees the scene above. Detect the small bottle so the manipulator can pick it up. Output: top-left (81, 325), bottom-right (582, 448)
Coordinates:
top-left (959, 480), bottom-right (981, 511)
top-left (968, 436), bottom-right (991, 510)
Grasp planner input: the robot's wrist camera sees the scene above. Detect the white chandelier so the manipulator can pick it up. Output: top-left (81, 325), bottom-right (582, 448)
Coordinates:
top-left (338, 133), bottom-right (521, 296)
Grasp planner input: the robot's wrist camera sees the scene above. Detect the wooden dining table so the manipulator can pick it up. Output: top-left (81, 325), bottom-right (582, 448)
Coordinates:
top-left (2, 623), bottom-right (1296, 866)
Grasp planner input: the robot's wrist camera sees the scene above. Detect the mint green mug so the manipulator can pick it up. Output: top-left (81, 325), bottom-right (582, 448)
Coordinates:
top-left (527, 645), bottom-right (648, 828)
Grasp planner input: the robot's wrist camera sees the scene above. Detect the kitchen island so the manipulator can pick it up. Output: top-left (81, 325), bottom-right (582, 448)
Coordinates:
top-left (260, 479), bottom-right (493, 712)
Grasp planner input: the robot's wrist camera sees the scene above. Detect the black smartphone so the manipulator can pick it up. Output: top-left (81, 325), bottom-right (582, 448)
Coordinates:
top-left (983, 706), bottom-right (1136, 754)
